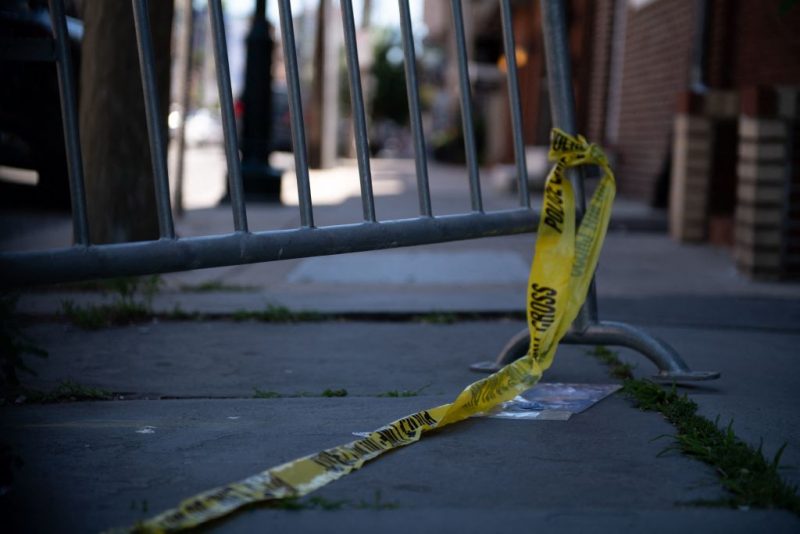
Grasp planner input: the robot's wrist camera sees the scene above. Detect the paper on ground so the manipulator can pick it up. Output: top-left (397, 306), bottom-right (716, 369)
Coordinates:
top-left (486, 382), bottom-right (621, 421)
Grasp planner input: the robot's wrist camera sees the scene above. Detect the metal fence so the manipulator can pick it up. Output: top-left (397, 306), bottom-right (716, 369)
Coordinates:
top-left (0, 0), bottom-right (718, 381)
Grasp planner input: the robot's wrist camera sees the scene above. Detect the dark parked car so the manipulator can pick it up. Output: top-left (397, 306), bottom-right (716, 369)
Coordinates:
top-left (0, 0), bottom-right (82, 209)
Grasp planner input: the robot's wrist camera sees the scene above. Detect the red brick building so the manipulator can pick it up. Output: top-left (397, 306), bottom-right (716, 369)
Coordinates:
top-left (425, 0), bottom-right (799, 277)
top-left (585, 0), bottom-right (800, 277)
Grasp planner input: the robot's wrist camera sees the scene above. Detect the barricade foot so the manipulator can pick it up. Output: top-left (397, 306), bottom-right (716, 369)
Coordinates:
top-left (470, 321), bottom-right (720, 381)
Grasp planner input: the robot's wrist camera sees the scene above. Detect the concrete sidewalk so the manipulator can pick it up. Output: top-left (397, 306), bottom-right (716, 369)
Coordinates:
top-left (2, 313), bottom-right (799, 532)
top-left (14, 231), bottom-right (800, 319)
top-left (3, 157), bottom-right (800, 532)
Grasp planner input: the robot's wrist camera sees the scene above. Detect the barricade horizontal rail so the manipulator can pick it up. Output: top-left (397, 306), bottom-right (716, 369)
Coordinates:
top-left (0, 210), bottom-right (537, 286)
top-left (0, 0), bottom-right (718, 381)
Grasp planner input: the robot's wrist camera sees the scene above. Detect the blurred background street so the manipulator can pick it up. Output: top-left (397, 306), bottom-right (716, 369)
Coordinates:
top-left (2, 0), bottom-right (800, 532)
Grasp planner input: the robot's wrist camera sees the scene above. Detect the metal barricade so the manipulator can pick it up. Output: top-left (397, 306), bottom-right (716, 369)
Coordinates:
top-left (0, 0), bottom-right (718, 381)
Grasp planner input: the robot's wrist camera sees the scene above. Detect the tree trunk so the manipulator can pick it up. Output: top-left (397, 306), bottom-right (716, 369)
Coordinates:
top-left (79, 0), bottom-right (173, 244)
top-left (307, 0), bottom-right (339, 169)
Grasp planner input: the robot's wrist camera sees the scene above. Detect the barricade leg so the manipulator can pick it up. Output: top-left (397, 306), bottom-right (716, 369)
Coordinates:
top-left (469, 1), bottom-right (720, 382)
top-left (470, 325), bottom-right (720, 381)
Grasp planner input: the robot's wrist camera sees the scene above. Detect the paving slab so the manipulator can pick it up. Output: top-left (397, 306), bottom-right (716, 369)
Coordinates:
top-left (615, 325), bottom-right (800, 488)
top-left (15, 321), bottom-right (603, 398)
top-left (16, 291), bottom-right (800, 337)
top-left (9, 394), bottom-right (794, 533)
top-left (190, 509), bottom-right (799, 534)
top-left (7, 318), bottom-right (800, 525)
top-left (3, 157), bottom-right (799, 532)
top-left (14, 319), bottom-right (800, 479)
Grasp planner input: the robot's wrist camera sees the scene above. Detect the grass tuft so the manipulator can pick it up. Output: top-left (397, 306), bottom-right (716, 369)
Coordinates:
top-left (588, 346), bottom-right (800, 514)
top-left (23, 379), bottom-right (114, 403)
top-left (413, 313), bottom-right (458, 325)
top-left (179, 281), bottom-right (256, 293)
top-left (588, 345), bottom-right (634, 379)
top-left (253, 388), bottom-right (348, 399)
top-left (232, 305), bottom-right (324, 323)
top-left (61, 299), bottom-right (152, 329)
top-left (163, 304), bottom-right (201, 321)
top-left (321, 388), bottom-right (348, 398)
top-left (253, 388), bottom-right (283, 399)
top-left (60, 275), bottom-right (162, 329)
top-left (377, 384), bottom-right (430, 398)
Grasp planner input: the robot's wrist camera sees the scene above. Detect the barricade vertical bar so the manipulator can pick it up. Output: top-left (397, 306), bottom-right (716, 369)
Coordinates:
top-left (398, 0), bottom-right (432, 217)
top-left (48, 0), bottom-right (90, 245)
top-left (208, 0), bottom-right (249, 232)
top-left (450, 0), bottom-right (483, 213)
top-left (540, 1), bottom-right (586, 211)
top-left (341, 0), bottom-right (377, 222)
top-left (278, 0), bottom-right (314, 228)
top-left (131, 0), bottom-right (175, 239)
top-left (473, 1), bottom-right (719, 381)
top-left (499, 0), bottom-right (530, 208)
top-left (540, 0), bottom-right (597, 327)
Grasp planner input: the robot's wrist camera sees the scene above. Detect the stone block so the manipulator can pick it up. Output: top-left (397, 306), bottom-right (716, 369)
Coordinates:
top-left (735, 204), bottom-right (783, 226)
top-left (775, 86), bottom-right (799, 119)
top-left (736, 162), bottom-right (786, 183)
top-left (738, 141), bottom-right (787, 162)
top-left (739, 116), bottom-right (787, 140)
top-left (735, 224), bottom-right (783, 248)
top-left (737, 181), bottom-right (785, 204)
top-left (674, 113), bottom-right (711, 136)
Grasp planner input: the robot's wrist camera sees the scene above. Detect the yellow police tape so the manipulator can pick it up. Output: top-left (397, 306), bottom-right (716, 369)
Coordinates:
top-left (126, 129), bottom-right (616, 533)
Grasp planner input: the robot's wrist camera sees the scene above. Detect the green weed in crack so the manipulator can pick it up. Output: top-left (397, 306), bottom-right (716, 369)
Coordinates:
top-left (179, 280), bottom-right (256, 293)
top-left (60, 275), bottom-right (162, 329)
top-left (232, 305), bottom-right (324, 323)
top-left (21, 379), bottom-right (114, 404)
top-left (253, 388), bottom-right (283, 399)
top-left (321, 388), bottom-right (348, 398)
top-left (414, 313), bottom-right (458, 325)
top-left (253, 388), bottom-right (348, 399)
top-left (587, 345), bottom-right (800, 514)
top-left (377, 384), bottom-right (430, 398)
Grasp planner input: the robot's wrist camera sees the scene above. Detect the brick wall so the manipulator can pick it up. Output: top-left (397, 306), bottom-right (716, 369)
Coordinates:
top-left (706, 0), bottom-right (736, 88)
top-left (615, 0), bottom-right (694, 203)
top-left (734, 87), bottom-right (800, 278)
top-left (585, 0), bottom-right (615, 145)
top-left (668, 90), bottom-right (739, 244)
top-left (669, 112), bottom-right (713, 241)
top-left (731, 1), bottom-right (800, 88)
top-left (787, 118), bottom-right (800, 276)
